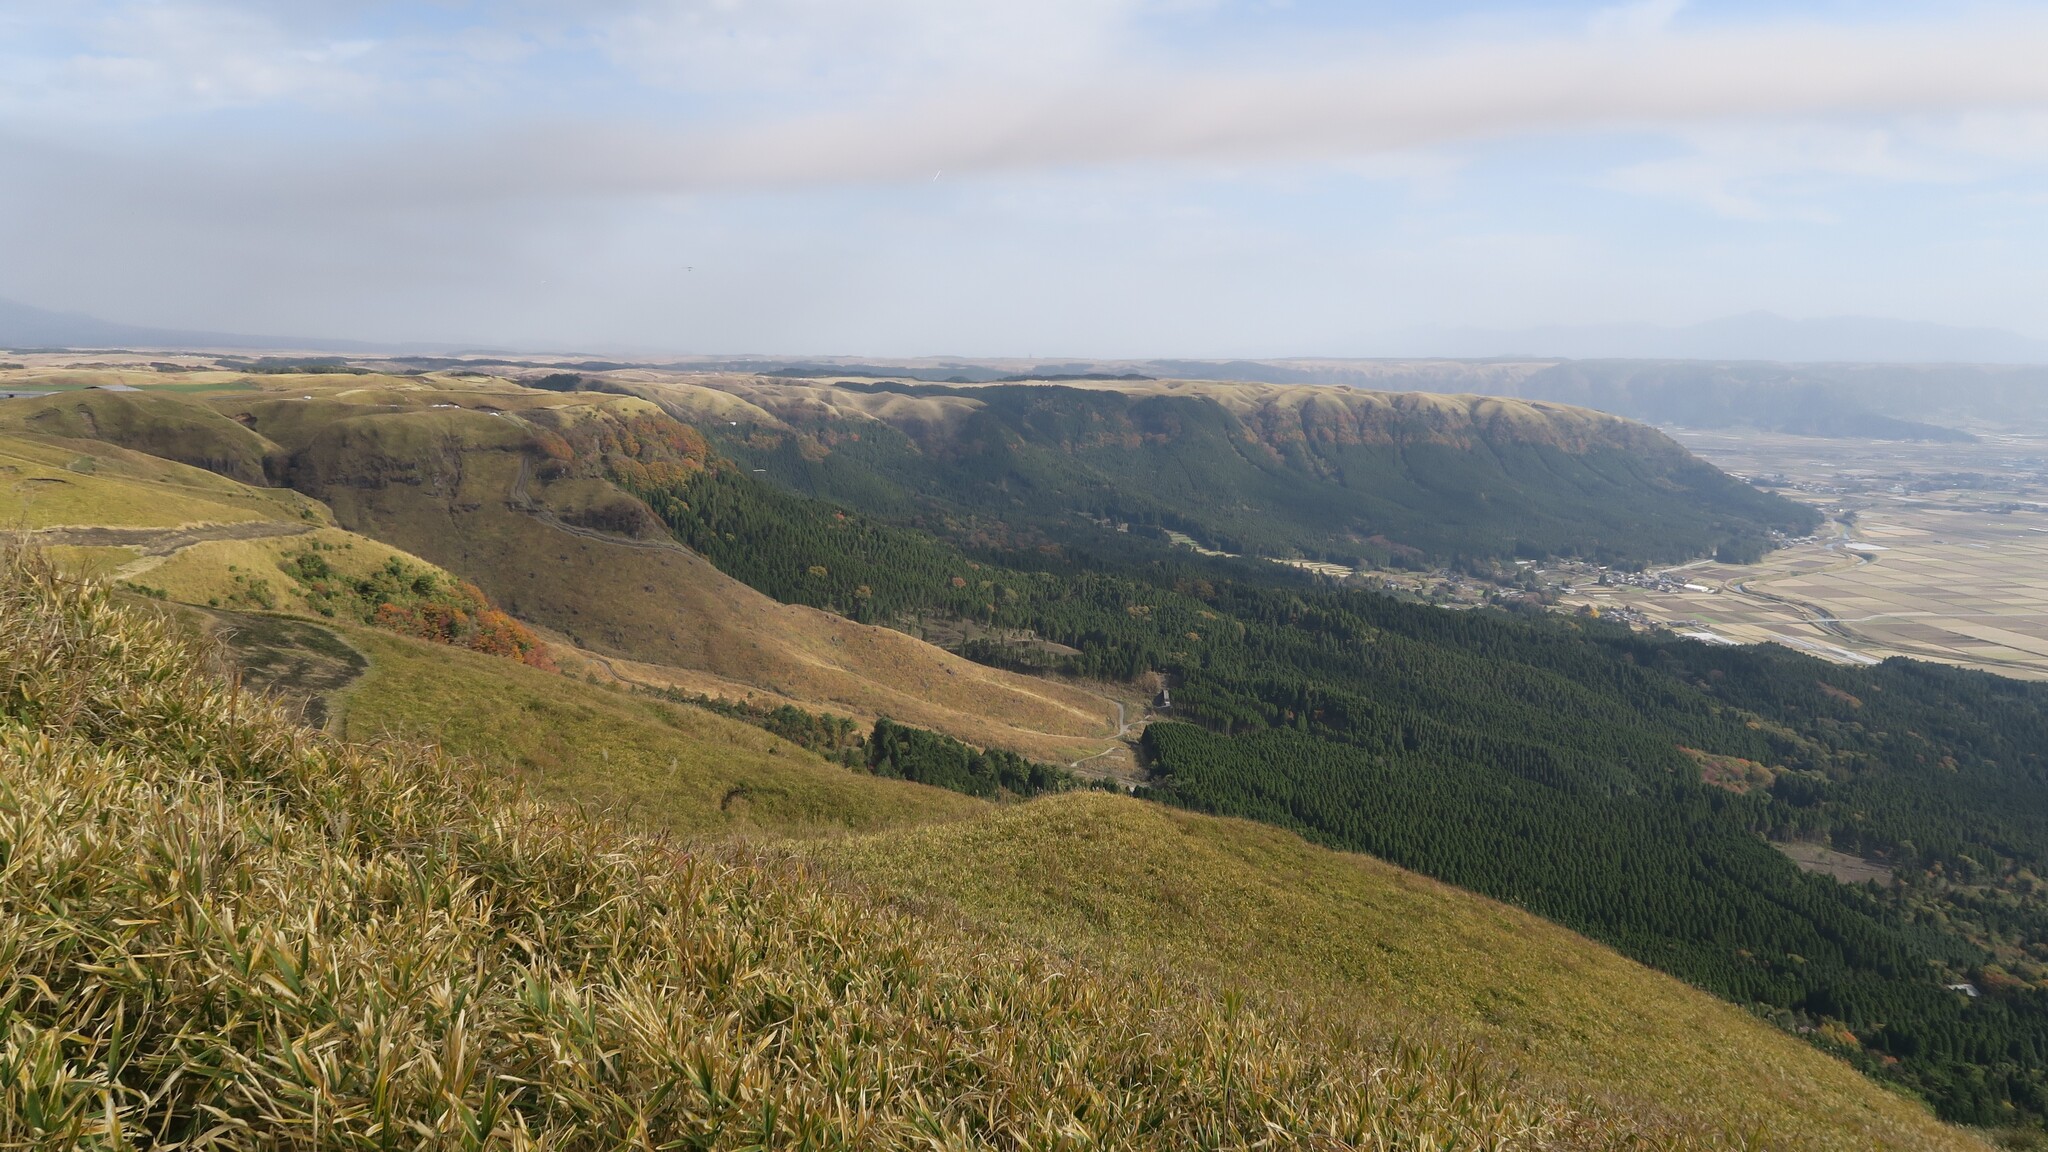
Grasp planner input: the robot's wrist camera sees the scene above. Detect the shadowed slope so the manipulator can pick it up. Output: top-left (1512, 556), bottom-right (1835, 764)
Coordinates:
top-left (612, 374), bottom-right (1817, 566)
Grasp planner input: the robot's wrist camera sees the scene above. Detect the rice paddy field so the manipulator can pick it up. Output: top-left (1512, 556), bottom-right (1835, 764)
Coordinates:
top-left (1559, 431), bottom-right (2048, 679)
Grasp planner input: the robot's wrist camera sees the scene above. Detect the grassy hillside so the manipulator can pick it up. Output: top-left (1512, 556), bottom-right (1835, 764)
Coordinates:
top-left (23, 375), bottom-right (2046, 1132)
top-left (220, 382), bottom-right (1123, 761)
top-left (825, 794), bottom-right (1986, 1152)
top-left (0, 427), bottom-right (315, 531)
top-left (1, 556), bottom-right (1684, 1150)
top-left (151, 560), bottom-right (1984, 1148)
top-left (334, 623), bottom-right (987, 837)
top-left (187, 601), bottom-right (985, 837)
top-left (139, 535), bottom-right (1990, 1146)
top-left (141, 525), bottom-right (443, 609)
top-left (614, 375), bottom-right (1817, 566)
top-left (0, 388), bottom-right (285, 483)
top-left (2, 380), bottom-right (1121, 762)
top-left (593, 385), bottom-right (2048, 1129)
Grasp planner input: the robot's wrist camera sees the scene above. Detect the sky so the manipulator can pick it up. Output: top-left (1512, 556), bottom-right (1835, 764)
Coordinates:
top-left (5, 1), bottom-right (2048, 356)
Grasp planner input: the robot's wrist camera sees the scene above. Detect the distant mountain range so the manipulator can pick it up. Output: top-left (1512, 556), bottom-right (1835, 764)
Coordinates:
top-left (1419, 311), bottom-right (2048, 364)
top-left (651, 355), bottom-right (2048, 439)
top-left (0, 298), bottom-right (420, 354)
top-left (8, 297), bottom-right (2045, 438)
top-left (9, 296), bottom-right (2048, 366)
top-left (1, 298), bottom-right (312, 351)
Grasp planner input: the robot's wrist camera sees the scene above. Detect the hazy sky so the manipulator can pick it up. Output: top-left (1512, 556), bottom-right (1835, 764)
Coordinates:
top-left (6, 1), bottom-right (2048, 355)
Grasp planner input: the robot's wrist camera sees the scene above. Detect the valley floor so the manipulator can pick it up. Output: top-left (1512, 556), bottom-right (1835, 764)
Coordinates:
top-left (1555, 431), bottom-right (2048, 679)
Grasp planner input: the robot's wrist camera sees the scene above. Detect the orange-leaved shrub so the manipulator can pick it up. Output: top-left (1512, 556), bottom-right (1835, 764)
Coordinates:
top-left (285, 547), bottom-right (557, 670)
top-left (372, 579), bottom-right (556, 671)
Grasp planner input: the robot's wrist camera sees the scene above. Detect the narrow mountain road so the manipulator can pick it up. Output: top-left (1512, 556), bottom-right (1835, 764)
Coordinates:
top-left (31, 520), bottom-right (318, 553)
top-left (1069, 700), bottom-right (1132, 773)
top-left (32, 520), bottom-right (321, 580)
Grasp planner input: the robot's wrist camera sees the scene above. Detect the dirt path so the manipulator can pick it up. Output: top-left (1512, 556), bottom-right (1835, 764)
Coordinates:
top-left (30, 520), bottom-right (317, 553)
top-left (1070, 700), bottom-right (1140, 776)
top-left (31, 520), bottom-right (320, 580)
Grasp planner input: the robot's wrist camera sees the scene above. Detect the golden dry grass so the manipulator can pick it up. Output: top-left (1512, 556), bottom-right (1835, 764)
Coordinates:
top-left (273, 401), bottom-right (1120, 761)
top-left (0, 555), bottom-right (1680, 1150)
top-left (333, 624), bottom-right (988, 839)
top-left (139, 526), bottom-right (444, 613)
top-left (44, 544), bottom-right (141, 581)
top-left (823, 794), bottom-right (1992, 1152)
top-left (0, 430), bottom-right (307, 530)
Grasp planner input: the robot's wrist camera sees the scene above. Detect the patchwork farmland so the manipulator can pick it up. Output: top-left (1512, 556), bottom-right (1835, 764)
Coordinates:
top-left (1560, 430), bottom-right (2048, 679)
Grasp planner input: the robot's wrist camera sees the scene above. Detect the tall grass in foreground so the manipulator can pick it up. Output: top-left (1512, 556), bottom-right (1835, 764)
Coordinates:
top-left (1, 555), bottom-right (1696, 1149)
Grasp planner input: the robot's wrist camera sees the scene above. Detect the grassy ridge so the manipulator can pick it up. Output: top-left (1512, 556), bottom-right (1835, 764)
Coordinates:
top-left (233, 391), bottom-right (1121, 760)
top-left (825, 795), bottom-right (1987, 1152)
top-left (0, 389), bottom-right (284, 484)
top-left (8, 381), bottom-right (1122, 764)
top-left (0, 430), bottom-right (313, 530)
top-left (665, 379), bottom-right (1818, 566)
top-left (335, 624), bottom-right (988, 838)
top-left (201, 565), bottom-right (1986, 1148)
top-left (0, 558), bottom-right (1662, 1148)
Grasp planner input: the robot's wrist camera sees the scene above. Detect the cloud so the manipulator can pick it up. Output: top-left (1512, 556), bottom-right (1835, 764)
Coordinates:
top-left (591, 0), bottom-right (1152, 97)
top-left (0, 3), bottom-right (392, 120)
top-left (10, 2), bottom-right (2048, 349)
top-left (1589, 0), bottom-right (1688, 39)
top-left (428, 9), bottom-right (2048, 201)
top-left (1604, 124), bottom-right (1967, 221)
top-left (9, 4), bottom-right (2048, 202)
top-left (406, 13), bottom-right (2048, 196)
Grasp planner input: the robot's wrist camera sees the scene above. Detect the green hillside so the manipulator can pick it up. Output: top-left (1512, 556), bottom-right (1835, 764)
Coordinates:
top-left (826, 794), bottom-right (1985, 1152)
top-left (182, 577), bottom-right (1985, 1149)
top-left (619, 377), bottom-right (1818, 566)
top-left (0, 388), bottom-right (286, 484)
top-left (20, 375), bottom-right (2048, 1135)
top-left (333, 623), bottom-right (988, 837)
top-left (576, 385), bottom-right (2048, 1129)
top-left (4, 555), bottom-right (1738, 1150)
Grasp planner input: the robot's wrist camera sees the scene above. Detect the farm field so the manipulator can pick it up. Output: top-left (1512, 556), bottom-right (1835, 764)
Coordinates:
top-left (1558, 431), bottom-right (2048, 679)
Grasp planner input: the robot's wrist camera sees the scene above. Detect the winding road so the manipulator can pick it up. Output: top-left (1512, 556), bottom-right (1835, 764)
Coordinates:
top-left (1722, 520), bottom-right (1876, 645)
top-left (32, 520), bottom-right (321, 580)
top-left (1069, 699), bottom-right (1133, 772)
